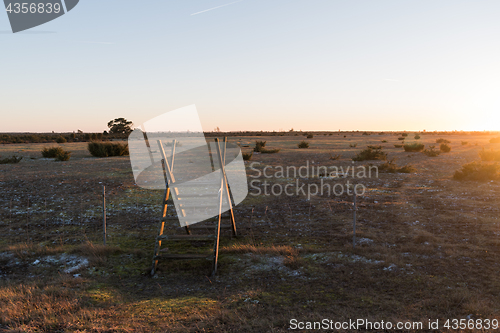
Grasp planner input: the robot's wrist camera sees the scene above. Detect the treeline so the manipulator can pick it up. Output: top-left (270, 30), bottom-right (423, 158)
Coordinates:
top-left (0, 132), bottom-right (128, 144)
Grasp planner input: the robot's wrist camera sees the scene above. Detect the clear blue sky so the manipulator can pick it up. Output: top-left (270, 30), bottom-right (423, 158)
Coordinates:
top-left (1, 0), bottom-right (499, 132)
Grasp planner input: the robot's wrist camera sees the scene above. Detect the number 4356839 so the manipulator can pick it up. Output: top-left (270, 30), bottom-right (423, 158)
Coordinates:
top-left (6, 2), bottom-right (61, 14)
top-left (444, 318), bottom-right (498, 330)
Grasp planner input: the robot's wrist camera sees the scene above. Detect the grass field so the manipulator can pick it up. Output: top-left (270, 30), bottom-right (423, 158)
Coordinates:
top-left (1, 132), bottom-right (500, 332)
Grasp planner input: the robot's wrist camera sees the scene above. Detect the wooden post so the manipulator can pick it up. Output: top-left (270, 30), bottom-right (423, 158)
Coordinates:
top-left (353, 194), bottom-right (356, 249)
top-left (103, 185), bottom-right (107, 245)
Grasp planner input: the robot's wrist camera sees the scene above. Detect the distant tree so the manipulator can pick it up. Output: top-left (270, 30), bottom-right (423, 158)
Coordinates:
top-left (107, 118), bottom-right (133, 135)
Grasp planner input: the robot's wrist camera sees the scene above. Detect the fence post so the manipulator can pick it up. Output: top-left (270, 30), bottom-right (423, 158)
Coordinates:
top-left (353, 194), bottom-right (356, 249)
top-left (103, 185), bottom-right (106, 245)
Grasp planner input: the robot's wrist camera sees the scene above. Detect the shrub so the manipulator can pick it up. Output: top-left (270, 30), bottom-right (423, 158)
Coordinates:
top-left (56, 136), bottom-right (67, 143)
top-left (414, 134), bottom-right (421, 140)
top-left (352, 147), bottom-right (387, 161)
top-left (254, 141), bottom-right (267, 152)
top-left (362, 132), bottom-right (370, 136)
top-left (349, 143), bottom-right (357, 148)
top-left (394, 144), bottom-right (403, 148)
top-left (306, 134), bottom-right (313, 139)
top-left (367, 145), bottom-right (382, 149)
top-left (329, 153), bottom-right (341, 160)
top-left (402, 133), bottom-right (408, 137)
top-left (479, 148), bottom-right (500, 161)
top-left (404, 143), bottom-right (425, 152)
top-left (88, 142), bottom-right (129, 157)
top-left (397, 137), bottom-right (405, 140)
top-left (381, 140), bottom-right (387, 143)
top-left (378, 159), bottom-right (416, 173)
top-left (0, 155), bottom-right (22, 164)
top-left (490, 137), bottom-right (500, 144)
top-left (42, 147), bottom-right (65, 158)
top-left (55, 150), bottom-right (71, 161)
top-left (436, 138), bottom-right (450, 144)
top-left (453, 161), bottom-right (500, 181)
top-left (423, 146), bottom-right (440, 157)
top-left (440, 143), bottom-right (451, 153)
top-left (260, 148), bottom-right (280, 154)
top-left (298, 141), bottom-right (309, 149)
top-left (242, 152), bottom-right (253, 160)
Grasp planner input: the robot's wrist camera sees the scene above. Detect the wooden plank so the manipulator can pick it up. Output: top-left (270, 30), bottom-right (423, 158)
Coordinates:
top-left (157, 234), bottom-right (214, 241)
top-left (154, 254), bottom-right (211, 260)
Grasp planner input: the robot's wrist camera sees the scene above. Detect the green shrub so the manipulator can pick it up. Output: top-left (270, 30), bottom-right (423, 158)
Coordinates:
top-left (260, 148), bottom-right (280, 154)
top-left (381, 140), bottom-right (387, 143)
top-left (378, 159), bottom-right (416, 173)
top-left (404, 143), bottom-right (425, 152)
top-left (352, 147), bottom-right (387, 161)
top-left (414, 134), bottom-right (421, 140)
top-left (440, 143), bottom-right (451, 153)
top-left (0, 155), bottom-right (22, 164)
top-left (42, 147), bottom-right (65, 158)
top-left (454, 161), bottom-right (500, 181)
top-left (490, 137), bottom-right (500, 144)
top-left (306, 134), bottom-right (313, 139)
top-left (55, 150), bottom-right (71, 161)
top-left (402, 133), bottom-right (408, 137)
top-left (394, 144), bottom-right (403, 148)
top-left (242, 152), bottom-right (253, 160)
top-left (362, 132), bottom-right (370, 136)
top-left (298, 141), bottom-right (309, 149)
top-left (436, 138), bottom-right (451, 144)
top-left (479, 148), bottom-right (500, 161)
top-left (254, 141), bottom-right (267, 152)
top-left (397, 137), bottom-right (405, 140)
top-left (88, 142), bottom-right (129, 157)
top-left (56, 136), bottom-right (67, 143)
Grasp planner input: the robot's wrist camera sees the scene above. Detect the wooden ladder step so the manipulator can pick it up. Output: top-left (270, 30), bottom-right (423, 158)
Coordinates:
top-left (157, 234), bottom-right (214, 241)
top-left (162, 215), bottom-right (230, 222)
top-left (187, 224), bottom-right (233, 229)
top-left (154, 254), bottom-right (211, 260)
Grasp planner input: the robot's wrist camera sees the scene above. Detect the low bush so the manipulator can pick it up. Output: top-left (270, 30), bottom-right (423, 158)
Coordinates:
top-left (381, 140), bottom-right (387, 143)
top-left (362, 132), bottom-right (370, 136)
top-left (440, 143), bottom-right (451, 153)
top-left (254, 141), bottom-right (267, 152)
top-left (56, 136), bottom-right (67, 143)
top-left (423, 146), bottom-right (440, 157)
top-left (378, 159), bottom-right (416, 173)
top-left (42, 147), bottom-right (65, 158)
top-left (329, 153), bottom-right (341, 160)
top-left (88, 142), bottom-right (129, 157)
top-left (414, 134), bottom-right (421, 140)
top-left (436, 138), bottom-right (451, 144)
top-left (367, 145), bottom-right (382, 149)
top-left (260, 148), bottom-right (280, 154)
top-left (402, 133), bottom-right (408, 137)
top-left (349, 143), bottom-right (357, 148)
top-left (352, 147), bottom-right (387, 161)
top-left (306, 134), bottom-right (313, 139)
top-left (0, 155), bottom-right (22, 164)
top-left (404, 143), bottom-right (425, 152)
top-left (394, 144), bottom-right (403, 148)
top-left (242, 152), bottom-right (253, 160)
top-left (490, 137), bottom-right (500, 144)
top-left (453, 161), bottom-right (500, 181)
top-left (298, 141), bottom-right (309, 149)
top-left (55, 150), bottom-right (71, 161)
top-left (479, 148), bottom-right (500, 161)
top-left (397, 137), bottom-right (405, 140)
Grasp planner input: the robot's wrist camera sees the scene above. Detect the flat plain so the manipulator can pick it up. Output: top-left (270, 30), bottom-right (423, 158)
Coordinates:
top-left (1, 132), bottom-right (500, 332)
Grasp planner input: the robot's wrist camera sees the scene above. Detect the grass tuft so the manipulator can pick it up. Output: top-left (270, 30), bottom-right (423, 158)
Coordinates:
top-left (403, 143), bottom-right (425, 152)
top-left (453, 161), bottom-right (500, 181)
top-left (352, 147), bottom-right (387, 161)
top-left (88, 142), bottom-right (129, 157)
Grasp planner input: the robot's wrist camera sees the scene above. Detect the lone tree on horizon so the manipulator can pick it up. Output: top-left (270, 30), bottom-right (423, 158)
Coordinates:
top-left (107, 118), bottom-right (133, 135)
